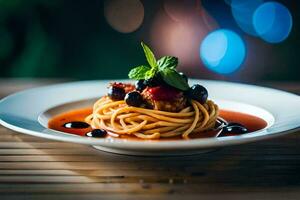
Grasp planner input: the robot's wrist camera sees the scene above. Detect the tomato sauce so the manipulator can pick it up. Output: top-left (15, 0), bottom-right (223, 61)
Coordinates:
top-left (48, 108), bottom-right (267, 140)
top-left (48, 108), bottom-right (93, 136)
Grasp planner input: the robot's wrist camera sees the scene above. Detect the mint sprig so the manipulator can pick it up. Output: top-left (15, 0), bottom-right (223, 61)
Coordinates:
top-left (128, 65), bottom-right (150, 80)
top-left (128, 42), bottom-right (189, 91)
top-left (160, 68), bottom-right (189, 91)
top-left (157, 56), bottom-right (178, 70)
top-left (141, 42), bottom-right (157, 69)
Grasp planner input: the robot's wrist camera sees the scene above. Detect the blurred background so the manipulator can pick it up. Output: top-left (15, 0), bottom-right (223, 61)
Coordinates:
top-left (0, 0), bottom-right (298, 83)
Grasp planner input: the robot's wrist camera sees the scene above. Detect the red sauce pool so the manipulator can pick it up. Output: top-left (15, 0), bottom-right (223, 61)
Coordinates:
top-left (48, 108), bottom-right (267, 140)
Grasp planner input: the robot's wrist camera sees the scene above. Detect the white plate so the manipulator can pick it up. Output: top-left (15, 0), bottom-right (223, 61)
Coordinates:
top-left (1, 80), bottom-right (300, 156)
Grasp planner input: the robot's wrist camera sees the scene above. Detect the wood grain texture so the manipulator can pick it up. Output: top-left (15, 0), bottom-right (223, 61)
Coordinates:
top-left (0, 79), bottom-right (300, 200)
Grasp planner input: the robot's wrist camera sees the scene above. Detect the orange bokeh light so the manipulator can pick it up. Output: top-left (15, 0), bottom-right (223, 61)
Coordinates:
top-left (104, 0), bottom-right (144, 33)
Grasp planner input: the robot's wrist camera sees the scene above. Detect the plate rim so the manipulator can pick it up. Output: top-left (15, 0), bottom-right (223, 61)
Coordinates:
top-left (1, 79), bottom-right (300, 150)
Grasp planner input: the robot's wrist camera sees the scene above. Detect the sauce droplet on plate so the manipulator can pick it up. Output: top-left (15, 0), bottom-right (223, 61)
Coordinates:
top-left (63, 121), bottom-right (90, 129)
top-left (86, 129), bottom-right (107, 138)
top-left (219, 122), bottom-right (248, 136)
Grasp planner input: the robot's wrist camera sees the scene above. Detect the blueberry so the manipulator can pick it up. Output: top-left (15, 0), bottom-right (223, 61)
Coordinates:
top-left (125, 91), bottom-right (144, 107)
top-left (144, 74), bottom-right (164, 87)
top-left (86, 129), bottom-right (107, 138)
top-left (108, 86), bottom-right (125, 100)
top-left (135, 80), bottom-right (146, 92)
top-left (144, 78), bottom-right (158, 87)
top-left (179, 72), bottom-right (188, 83)
top-left (187, 84), bottom-right (208, 104)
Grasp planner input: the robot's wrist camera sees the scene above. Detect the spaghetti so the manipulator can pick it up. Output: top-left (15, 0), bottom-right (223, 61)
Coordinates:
top-left (85, 96), bottom-right (219, 139)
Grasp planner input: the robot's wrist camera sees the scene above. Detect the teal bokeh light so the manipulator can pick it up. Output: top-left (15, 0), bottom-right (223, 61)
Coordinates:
top-left (200, 29), bottom-right (246, 74)
top-left (229, 0), bottom-right (263, 36)
top-left (253, 2), bottom-right (293, 43)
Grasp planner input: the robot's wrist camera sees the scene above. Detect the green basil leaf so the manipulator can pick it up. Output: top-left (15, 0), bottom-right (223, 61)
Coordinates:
top-left (160, 68), bottom-right (189, 91)
top-left (141, 42), bottom-right (157, 69)
top-left (145, 67), bottom-right (157, 79)
top-left (157, 56), bottom-right (178, 70)
top-left (128, 65), bottom-right (151, 80)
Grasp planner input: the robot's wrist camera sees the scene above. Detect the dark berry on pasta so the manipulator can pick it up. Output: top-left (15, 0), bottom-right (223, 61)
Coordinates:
top-left (108, 86), bottom-right (126, 101)
top-left (187, 84), bottom-right (208, 104)
top-left (144, 74), bottom-right (164, 87)
top-left (144, 78), bottom-right (158, 87)
top-left (135, 80), bottom-right (146, 91)
top-left (125, 91), bottom-right (144, 107)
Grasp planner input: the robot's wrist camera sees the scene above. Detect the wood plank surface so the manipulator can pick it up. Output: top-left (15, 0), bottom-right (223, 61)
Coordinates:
top-left (0, 79), bottom-right (300, 200)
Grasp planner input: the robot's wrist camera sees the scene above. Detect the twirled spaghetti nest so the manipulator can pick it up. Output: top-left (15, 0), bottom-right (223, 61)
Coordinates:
top-left (85, 97), bottom-right (219, 139)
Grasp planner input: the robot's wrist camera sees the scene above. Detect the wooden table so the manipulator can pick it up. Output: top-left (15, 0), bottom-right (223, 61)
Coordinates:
top-left (0, 79), bottom-right (300, 200)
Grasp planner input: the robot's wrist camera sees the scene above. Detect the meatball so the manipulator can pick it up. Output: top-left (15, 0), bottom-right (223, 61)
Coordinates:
top-left (141, 86), bottom-right (187, 112)
top-left (109, 82), bottom-right (135, 94)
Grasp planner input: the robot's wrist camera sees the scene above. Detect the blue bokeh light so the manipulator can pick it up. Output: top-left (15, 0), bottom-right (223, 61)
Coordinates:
top-left (200, 29), bottom-right (246, 74)
top-left (230, 0), bottom-right (263, 36)
top-left (253, 2), bottom-right (293, 43)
